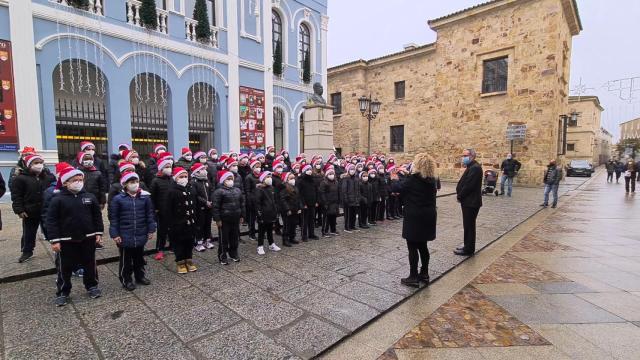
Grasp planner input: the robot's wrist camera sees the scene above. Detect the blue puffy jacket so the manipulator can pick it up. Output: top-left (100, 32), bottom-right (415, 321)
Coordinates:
top-left (108, 190), bottom-right (157, 248)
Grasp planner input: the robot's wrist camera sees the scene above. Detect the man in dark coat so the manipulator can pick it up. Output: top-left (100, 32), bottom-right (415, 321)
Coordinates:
top-left (541, 159), bottom-right (562, 207)
top-left (454, 148), bottom-right (483, 256)
top-left (499, 153), bottom-right (521, 197)
top-left (297, 165), bottom-right (319, 240)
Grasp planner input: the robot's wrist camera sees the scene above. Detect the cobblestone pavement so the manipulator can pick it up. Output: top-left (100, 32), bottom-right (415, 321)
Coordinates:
top-left (323, 169), bottom-right (640, 360)
top-left (0, 179), bottom-right (588, 359)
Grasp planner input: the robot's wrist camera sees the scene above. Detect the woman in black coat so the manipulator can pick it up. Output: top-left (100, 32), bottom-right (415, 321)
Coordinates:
top-left (399, 153), bottom-right (438, 288)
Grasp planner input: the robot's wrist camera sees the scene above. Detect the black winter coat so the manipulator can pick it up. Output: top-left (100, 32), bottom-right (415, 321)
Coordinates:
top-left (369, 176), bottom-right (382, 202)
top-left (359, 179), bottom-right (374, 205)
top-left (0, 172), bottom-right (5, 230)
top-left (244, 173), bottom-right (260, 205)
top-left (79, 167), bottom-right (107, 205)
top-left (340, 174), bottom-right (360, 207)
top-left (278, 184), bottom-right (302, 215)
top-left (456, 160), bottom-right (483, 208)
top-left (150, 175), bottom-right (172, 217)
top-left (319, 179), bottom-right (340, 215)
top-left (500, 159), bottom-right (522, 177)
top-left (191, 177), bottom-right (213, 210)
top-left (378, 175), bottom-right (389, 199)
top-left (174, 158), bottom-right (193, 171)
top-left (400, 174), bottom-right (437, 243)
top-left (166, 182), bottom-right (197, 235)
top-left (255, 184), bottom-right (278, 223)
top-left (297, 174), bottom-right (318, 207)
top-left (135, 163), bottom-right (153, 189)
top-left (11, 170), bottom-right (55, 217)
top-left (212, 185), bottom-right (246, 221)
top-left (206, 161), bottom-right (219, 186)
top-left (45, 188), bottom-right (104, 243)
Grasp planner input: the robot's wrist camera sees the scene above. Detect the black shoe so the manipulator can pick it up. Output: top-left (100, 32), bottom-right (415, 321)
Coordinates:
top-left (400, 276), bottom-right (420, 288)
top-left (386, 217), bottom-right (393, 220)
top-left (87, 287), bottom-right (102, 299)
top-left (220, 258), bottom-right (229, 265)
top-left (453, 249), bottom-right (474, 256)
top-left (230, 257), bottom-right (240, 263)
top-left (301, 238), bottom-right (309, 242)
top-left (359, 225), bottom-right (370, 229)
top-left (418, 269), bottom-right (430, 284)
top-left (290, 239), bottom-right (300, 244)
top-left (123, 282), bottom-right (136, 291)
top-left (309, 236), bottom-right (320, 240)
top-left (136, 277), bottom-right (151, 286)
top-left (551, 204), bottom-right (557, 209)
top-left (540, 203), bottom-right (548, 207)
top-left (455, 246), bottom-right (465, 251)
top-left (283, 242), bottom-right (292, 247)
top-left (18, 252), bottom-right (33, 263)
top-left (55, 295), bottom-right (68, 307)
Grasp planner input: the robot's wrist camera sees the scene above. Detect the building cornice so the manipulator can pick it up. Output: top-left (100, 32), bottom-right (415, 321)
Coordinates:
top-left (569, 95), bottom-right (604, 111)
top-left (328, 43), bottom-right (435, 76)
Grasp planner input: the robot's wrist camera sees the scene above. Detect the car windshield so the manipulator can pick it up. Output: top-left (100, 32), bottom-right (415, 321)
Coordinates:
top-left (570, 160), bottom-right (590, 168)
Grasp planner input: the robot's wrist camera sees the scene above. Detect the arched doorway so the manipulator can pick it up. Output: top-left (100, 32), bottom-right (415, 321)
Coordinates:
top-left (273, 107), bottom-right (284, 152)
top-left (53, 59), bottom-right (109, 162)
top-left (129, 73), bottom-right (170, 157)
top-left (188, 82), bottom-right (216, 151)
top-left (299, 112), bottom-right (304, 153)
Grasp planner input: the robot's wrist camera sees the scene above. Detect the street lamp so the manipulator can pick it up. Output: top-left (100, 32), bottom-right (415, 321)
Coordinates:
top-left (359, 94), bottom-right (382, 154)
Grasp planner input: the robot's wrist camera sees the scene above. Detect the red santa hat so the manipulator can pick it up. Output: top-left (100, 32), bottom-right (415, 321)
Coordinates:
top-left (119, 161), bottom-right (135, 174)
top-left (238, 153), bottom-right (249, 161)
top-left (345, 163), bottom-right (356, 173)
top-left (80, 141), bottom-right (95, 151)
top-left (280, 149), bottom-right (288, 156)
top-left (193, 151), bottom-right (207, 161)
top-left (312, 159), bottom-right (322, 167)
top-left (267, 146), bottom-right (275, 153)
top-left (20, 146), bottom-right (36, 156)
top-left (323, 163), bottom-right (334, 173)
top-left (121, 149), bottom-right (138, 162)
top-left (259, 171), bottom-right (272, 183)
top-left (172, 167), bottom-right (187, 180)
top-left (376, 162), bottom-right (385, 171)
top-left (250, 160), bottom-right (261, 169)
top-left (280, 172), bottom-right (293, 182)
top-left (301, 164), bottom-right (312, 174)
top-left (229, 150), bottom-right (238, 158)
top-left (207, 148), bottom-right (218, 157)
top-left (181, 147), bottom-right (192, 157)
top-left (368, 169), bottom-right (377, 176)
top-left (190, 162), bottom-right (206, 174)
top-left (327, 154), bottom-right (337, 163)
top-left (217, 169), bottom-right (234, 184)
top-left (157, 154), bottom-right (174, 173)
top-left (291, 162), bottom-right (301, 172)
top-left (257, 153), bottom-right (266, 161)
top-left (59, 166), bottom-right (84, 184)
top-left (274, 155), bottom-right (285, 162)
top-left (120, 171), bottom-right (139, 186)
top-left (218, 154), bottom-right (229, 164)
top-left (386, 163), bottom-right (396, 172)
top-left (359, 171), bottom-right (369, 179)
top-left (324, 167), bottom-right (335, 177)
top-left (77, 151), bottom-right (92, 164)
top-left (55, 162), bottom-right (73, 176)
top-left (153, 144), bottom-right (167, 153)
top-left (118, 143), bottom-right (132, 151)
top-left (225, 157), bottom-right (238, 168)
top-left (24, 154), bottom-right (44, 167)
top-left (295, 154), bottom-right (306, 163)
top-left (272, 160), bottom-right (284, 171)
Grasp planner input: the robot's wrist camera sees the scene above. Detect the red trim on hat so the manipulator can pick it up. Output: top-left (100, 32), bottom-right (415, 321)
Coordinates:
top-left (172, 167), bottom-right (187, 180)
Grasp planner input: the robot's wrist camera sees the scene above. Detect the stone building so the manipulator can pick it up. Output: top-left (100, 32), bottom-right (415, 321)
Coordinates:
top-left (620, 118), bottom-right (640, 141)
top-left (566, 96), bottom-right (610, 164)
top-left (328, 0), bottom-right (582, 185)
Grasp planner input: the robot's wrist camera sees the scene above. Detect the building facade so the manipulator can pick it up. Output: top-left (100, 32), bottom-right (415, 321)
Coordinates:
top-left (620, 118), bottom-right (640, 141)
top-left (566, 95), bottom-right (610, 164)
top-left (0, 0), bottom-right (328, 174)
top-left (328, 0), bottom-right (582, 185)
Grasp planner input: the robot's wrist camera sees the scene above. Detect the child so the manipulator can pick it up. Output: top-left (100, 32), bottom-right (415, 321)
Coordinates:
top-left (150, 153), bottom-right (173, 260)
top-left (255, 171), bottom-right (281, 255)
top-left (109, 171), bottom-right (156, 290)
top-left (244, 160), bottom-right (262, 241)
top-left (387, 164), bottom-right (400, 220)
top-left (190, 163), bottom-right (214, 251)
top-left (76, 151), bottom-right (107, 209)
top-left (358, 171), bottom-right (373, 229)
top-left (376, 164), bottom-right (389, 222)
top-left (319, 167), bottom-right (340, 236)
top-left (46, 167), bottom-right (104, 306)
top-left (212, 170), bottom-right (246, 265)
top-left (167, 167), bottom-right (198, 274)
top-left (340, 164), bottom-right (360, 232)
top-left (368, 169), bottom-right (380, 226)
top-left (278, 172), bottom-right (302, 247)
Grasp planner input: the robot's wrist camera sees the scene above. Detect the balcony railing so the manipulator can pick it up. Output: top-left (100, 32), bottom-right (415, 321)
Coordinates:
top-left (185, 17), bottom-right (219, 48)
top-left (126, 0), bottom-right (169, 34)
top-left (53, 0), bottom-right (104, 16)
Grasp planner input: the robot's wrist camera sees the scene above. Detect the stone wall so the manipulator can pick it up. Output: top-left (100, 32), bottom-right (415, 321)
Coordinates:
top-left (328, 0), bottom-right (579, 186)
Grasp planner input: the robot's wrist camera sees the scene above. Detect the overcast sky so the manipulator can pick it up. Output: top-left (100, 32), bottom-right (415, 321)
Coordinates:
top-left (327, 0), bottom-right (640, 140)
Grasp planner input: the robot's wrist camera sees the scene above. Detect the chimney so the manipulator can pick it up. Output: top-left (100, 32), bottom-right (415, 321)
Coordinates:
top-left (403, 43), bottom-right (417, 51)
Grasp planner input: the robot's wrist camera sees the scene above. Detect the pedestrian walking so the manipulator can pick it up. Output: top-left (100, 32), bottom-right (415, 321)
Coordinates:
top-left (212, 170), bottom-right (245, 265)
top-left (399, 153), bottom-right (438, 287)
top-left (255, 171), bottom-right (281, 255)
top-left (109, 171), bottom-right (156, 291)
top-left (541, 159), bottom-right (562, 208)
top-left (623, 159), bottom-right (636, 193)
top-left (454, 148), bottom-right (483, 256)
top-left (319, 167), bottom-right (340, 236)
top-left (46, 166), bottom-right (103, 306)
top-left (167, 167), bottom-right (198, 274)
top-left (615, 160), bottom-right (623, 184)
top-left (606, 159), bottom-right (615, 183)
top-left (278, 172), bottom-right (302, 247)
top-left (499, 153), bottom-right (521, 196)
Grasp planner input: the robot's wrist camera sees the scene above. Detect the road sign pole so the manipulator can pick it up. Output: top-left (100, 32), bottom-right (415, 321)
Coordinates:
top-left (510, 139), bottom-right (514, 154)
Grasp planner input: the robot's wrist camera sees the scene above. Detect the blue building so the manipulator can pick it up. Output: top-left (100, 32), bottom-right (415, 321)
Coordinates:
top-left (0, 0), bottom-right (328, 174)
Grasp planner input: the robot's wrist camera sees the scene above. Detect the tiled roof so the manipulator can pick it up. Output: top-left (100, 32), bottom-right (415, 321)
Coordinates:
top-left (328, 43), bottom-right (435, 72)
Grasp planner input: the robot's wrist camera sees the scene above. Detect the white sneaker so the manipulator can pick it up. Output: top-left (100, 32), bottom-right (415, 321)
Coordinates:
top-left (195, 243), bottom-right (206, 252)
top-left (269, 243), bottom-right (281, 252)
top-left (204, 240), bottom-right (215, 249)
top-left (257, 246), bottom-right (265, 255)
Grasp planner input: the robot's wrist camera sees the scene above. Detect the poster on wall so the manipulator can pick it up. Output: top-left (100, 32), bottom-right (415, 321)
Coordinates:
top-left (239, 86), bottom-right (265, 153)
top-left (0, 39), bottom-right (18, 151)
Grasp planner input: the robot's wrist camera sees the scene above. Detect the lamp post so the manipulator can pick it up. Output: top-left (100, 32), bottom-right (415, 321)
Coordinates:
top-left (358, 94), bottom-right (382, 155)
top-left (558, 111), bottom-right (580, 155)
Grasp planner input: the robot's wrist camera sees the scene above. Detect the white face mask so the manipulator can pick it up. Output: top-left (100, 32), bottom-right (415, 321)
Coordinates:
top-left (176, 177), bottom-right (188, 187)
top-left (184, 155), bottom-right (193, 161)
top-left (131, 158), bottom-right (140, 165)
top-left (68, 180), bottom-right (84, 192)
top-left (82, 160), bottom-right (94, 168)
top-left (224, 179), bottom-right (234, 188)
top-left (253, 168), bottom-right (262, 175)
top-left (274, 168), bottom-right (283, 174)
top-left (157, 149), bottom-right (166, 154)
top-left (212, 154), bottom-right (218, 160)
top-left (370, 174), bottom-right (376, 179)
top-left (288, 179), bottom-right (296, 186)
top-left (315, 165), bottom-right (322, 169)
top-left (194, 170), bottom-right (208, 179)
top-left (348, 170), bottom-right (356, 175)
top-left (328, 174), bottom-right (335, 180)
top-left (378, 169), bottom-right (384, 174)
top-left (230, 166), bottom-right (238, 173)
top-left (126, 183), bottom-right (140, 193)
top-left (362, 177), bottom-right (369, 182)
top-left (31, 163), bottom-right (44, 173)
top-left (199, 157), bottom-right (207, 163)
top-left (85, 150), bottom-right (95, 156)
top-left (305, 170), bottom-right (313, 176)
top-left (162, 167), bottom-right (173, 176)
top-left (269, 152), bottom-right (275, 156)
top-left (264, 177), bottom-right (273, 186)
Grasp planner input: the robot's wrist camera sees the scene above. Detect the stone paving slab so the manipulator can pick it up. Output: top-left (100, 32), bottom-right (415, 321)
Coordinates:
top-left (0, 178), bottom-right (591, 359)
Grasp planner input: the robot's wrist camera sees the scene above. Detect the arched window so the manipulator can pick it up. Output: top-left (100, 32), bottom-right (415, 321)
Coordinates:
top-left (299, 23), bottom-right (310, 69)
top-left (272, 10), bottom-right (282, 60)
top-left (274, 107), bottom-right (284, 152)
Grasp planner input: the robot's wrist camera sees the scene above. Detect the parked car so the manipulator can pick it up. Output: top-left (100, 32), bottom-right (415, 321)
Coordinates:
top-left (566, 160), bottom-right (593, 177)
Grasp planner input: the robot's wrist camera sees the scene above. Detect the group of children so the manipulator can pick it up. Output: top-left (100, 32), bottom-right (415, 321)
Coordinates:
top-left (10, 142), bottom-right (413, 306)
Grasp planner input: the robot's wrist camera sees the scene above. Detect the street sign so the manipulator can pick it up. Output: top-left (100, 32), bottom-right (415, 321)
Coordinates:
top-left (506, 124), bottom-right (527, 140)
